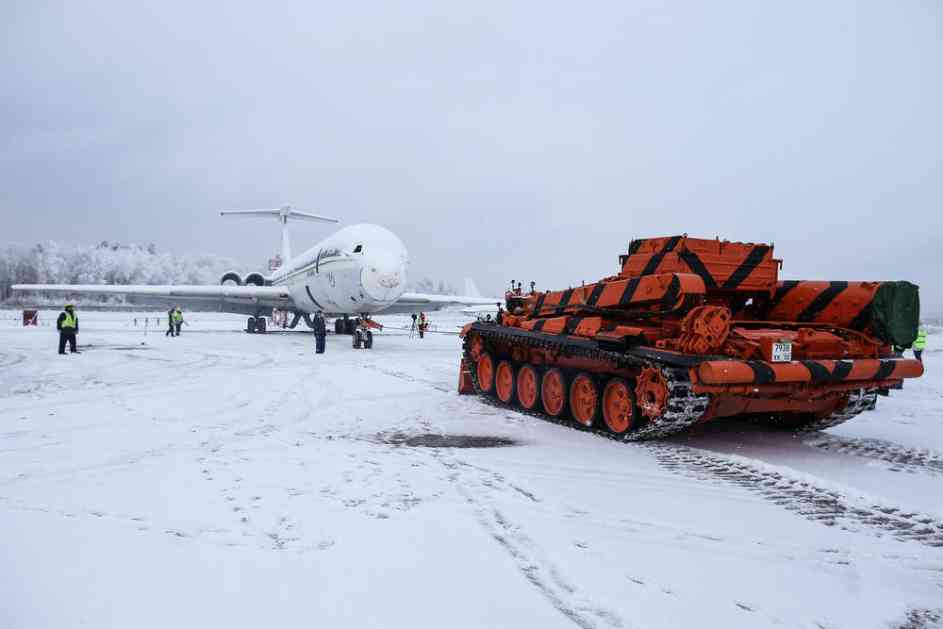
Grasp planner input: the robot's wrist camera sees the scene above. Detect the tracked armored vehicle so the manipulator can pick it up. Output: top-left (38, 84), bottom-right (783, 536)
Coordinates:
top-left (458, 236), bottom-right (924, 440)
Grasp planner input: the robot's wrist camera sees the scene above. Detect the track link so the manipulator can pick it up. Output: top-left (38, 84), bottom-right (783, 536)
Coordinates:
top-left (797, 388), bottom-right (878, 432)
top-left (747, 387), bottom-right (879, 433)
top-left (463, 329), bottom-right (708, 441)
top-left (629, 367), bottom-right (710, 440)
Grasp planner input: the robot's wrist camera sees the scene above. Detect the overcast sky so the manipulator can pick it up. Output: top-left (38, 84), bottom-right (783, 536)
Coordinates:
top-left (2, 1), bottom-right (941, 311)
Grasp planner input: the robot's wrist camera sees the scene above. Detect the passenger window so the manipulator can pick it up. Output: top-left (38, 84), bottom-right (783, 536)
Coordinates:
top-left (353, 244), bottom-right (363, 253)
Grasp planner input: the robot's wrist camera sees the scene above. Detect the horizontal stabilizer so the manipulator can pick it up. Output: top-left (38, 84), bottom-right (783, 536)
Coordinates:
top-left (220, 204), bottom-right (339, 264)
top-left (220, 207), bottom-right (339, 224)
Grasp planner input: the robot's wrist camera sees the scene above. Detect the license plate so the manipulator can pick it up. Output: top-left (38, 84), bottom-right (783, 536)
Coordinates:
top-left (771, 342), bottom-right (792, 362)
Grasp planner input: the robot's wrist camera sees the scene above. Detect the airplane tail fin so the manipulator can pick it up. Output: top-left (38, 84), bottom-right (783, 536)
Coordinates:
top-left (221, 205), bottom-right (339, 265)
top-left (463, 278), bottom-right (482, 298)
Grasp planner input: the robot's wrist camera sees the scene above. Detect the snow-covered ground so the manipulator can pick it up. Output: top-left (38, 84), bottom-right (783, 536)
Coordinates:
top-left (1, 310), bottom-right (941, 629)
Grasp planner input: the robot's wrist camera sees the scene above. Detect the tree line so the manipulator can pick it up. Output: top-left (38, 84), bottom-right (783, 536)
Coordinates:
top-left (0, 240), bottom-right (460, 303)
top-left (0, 241), bottom-right (238, 302)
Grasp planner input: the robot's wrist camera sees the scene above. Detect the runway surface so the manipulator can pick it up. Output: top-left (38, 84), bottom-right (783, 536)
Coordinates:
top-left (1, 310), bottom-right (940, 628)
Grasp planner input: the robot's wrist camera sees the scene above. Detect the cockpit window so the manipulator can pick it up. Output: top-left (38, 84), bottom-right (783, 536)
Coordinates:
top-left (353, 244), bottom-right (363, 253)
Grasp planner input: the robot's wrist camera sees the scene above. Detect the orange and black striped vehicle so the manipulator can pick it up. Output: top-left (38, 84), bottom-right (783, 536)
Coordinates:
top-left (459, 235), bottom-right (923, 440)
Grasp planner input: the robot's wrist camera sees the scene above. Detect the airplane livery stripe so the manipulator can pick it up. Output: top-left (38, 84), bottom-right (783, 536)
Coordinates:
top-left (305, 285), bottom-right (325, 311)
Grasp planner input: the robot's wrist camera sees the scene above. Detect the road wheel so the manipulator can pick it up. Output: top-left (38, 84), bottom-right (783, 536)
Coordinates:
top-left (541, 368), bottom-right (567, 418)
top-left (516, 364), bottom-right (540, 410)
top-left (468, 334), bottom-right (485, 361)
top-left (255, 318), bottom-right (267, 334)
top-left (246, 317), bottom-right (256, 333)
top-left (352, 329), bottom-right (363, 349)
top-left (363, 330), bottom-right (373, 349)
top-left (476, 352), bottom-right (495, 394)
top-left (495, 360), bottom-right (515, 404)
top-left (636, 367), bottom-right (669, 419)
top-left (601, 378), bottom-right (636, 435)
top-left (569, 372), bottom-right (599, 427)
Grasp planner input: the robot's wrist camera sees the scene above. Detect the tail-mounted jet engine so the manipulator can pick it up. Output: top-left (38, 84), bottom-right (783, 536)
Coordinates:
top-left (220, 271), bottom-right (243, 286)
top-left (244, 272), bottom-right (267, 286)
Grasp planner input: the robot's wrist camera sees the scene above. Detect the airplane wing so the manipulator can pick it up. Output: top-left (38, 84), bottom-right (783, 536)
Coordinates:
top-left (12, 284), bottom-right (500, 316)
top-left (11, 284), bottom-right (293, 316)
top-left (378, 292), bottom-right (501, 315)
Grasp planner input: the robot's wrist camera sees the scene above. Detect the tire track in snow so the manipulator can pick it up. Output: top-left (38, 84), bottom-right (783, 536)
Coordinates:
top-left (361, 363), bottom-right (452, 393)
top-left (437, 452), bottom-right (624, 629)
top-left (895, 608), bottom-right (943, 629)
top-left (0, 351), bottom-right (27, 369)
top-left (802, 434), bottom-right (943, 476)
top-left (649, 444), bottom-right (943, 548)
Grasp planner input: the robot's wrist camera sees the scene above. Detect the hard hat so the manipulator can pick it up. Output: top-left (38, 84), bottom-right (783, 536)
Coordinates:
top-left (65, 303), bottom-right (74, 309)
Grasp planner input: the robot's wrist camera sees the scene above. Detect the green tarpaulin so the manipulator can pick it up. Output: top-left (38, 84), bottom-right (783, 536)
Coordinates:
top-left (870, 281), bottom-right (920, 348)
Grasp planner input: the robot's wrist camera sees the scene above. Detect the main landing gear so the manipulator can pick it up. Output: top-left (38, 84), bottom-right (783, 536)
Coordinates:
top-left (246, 315), bottom-right (267, 334)
top-left (334, 314), bottom-right (357, 335)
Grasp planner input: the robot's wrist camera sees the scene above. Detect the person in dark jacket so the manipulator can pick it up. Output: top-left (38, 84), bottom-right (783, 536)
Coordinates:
top-left (313, 312), bottom-right (327, 354)
top-left (57, 303), bottom-right (79, 354)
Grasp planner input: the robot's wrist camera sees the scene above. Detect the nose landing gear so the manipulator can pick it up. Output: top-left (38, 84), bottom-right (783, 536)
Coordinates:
top-left (351, 315), bottom-right (382, 349)
top-left (352, 328), bottom-right (373, 349)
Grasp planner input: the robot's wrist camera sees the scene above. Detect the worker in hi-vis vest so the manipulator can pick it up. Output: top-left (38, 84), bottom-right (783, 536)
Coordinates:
top-left (172, 307), bottom-right (184, 336)
top-left (56, 303), bottom-right (79, 354)
top-left (165, 307), bottom-right (176, 337)
top-left (913, 327), bottom-right (927, 362)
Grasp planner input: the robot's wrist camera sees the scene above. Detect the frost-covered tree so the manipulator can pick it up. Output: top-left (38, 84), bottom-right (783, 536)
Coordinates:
top-left (0, 241), bottom-right (239, 303)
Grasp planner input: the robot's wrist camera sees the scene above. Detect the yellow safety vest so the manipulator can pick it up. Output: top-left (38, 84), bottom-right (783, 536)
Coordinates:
top-left (173, 311), bottom-right (183, 323)
top-left (61, 311), bottom-right (76, 329)
top-left (914, 329), bottom-right (927, 350)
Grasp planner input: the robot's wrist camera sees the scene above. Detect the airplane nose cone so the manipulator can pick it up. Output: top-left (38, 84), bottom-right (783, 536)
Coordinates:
top-left (361, 257), bottom-right (405, 303)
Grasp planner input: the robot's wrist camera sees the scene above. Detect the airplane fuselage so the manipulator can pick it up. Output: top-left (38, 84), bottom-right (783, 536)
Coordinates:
top-left (271, 224), bottom-right (409, 315)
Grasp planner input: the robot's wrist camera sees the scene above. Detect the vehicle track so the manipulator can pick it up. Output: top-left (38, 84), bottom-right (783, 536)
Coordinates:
top-left (362, 363), bottom-right (452, 393)
top-left (436, 451), bottom-right (624, 629)
top-left (648, 444), bottom-right (943, 549)
top-left (802, 434), bottom-right (943, 476)
top-left (896, 608), bottom-right (943, 629)
top-left (361, 360), bottom-right (943, 553)
top-left (0, 351), bottom-right (27, 369)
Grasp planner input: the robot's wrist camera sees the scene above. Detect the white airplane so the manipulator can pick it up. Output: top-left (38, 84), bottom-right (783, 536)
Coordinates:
top-left (13, 206), bottom-right (500, 348)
